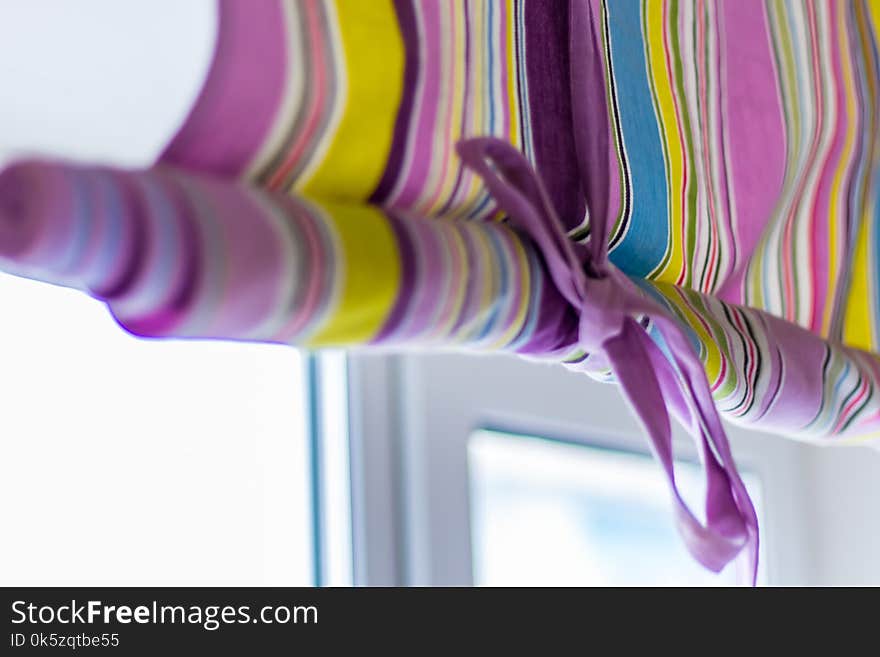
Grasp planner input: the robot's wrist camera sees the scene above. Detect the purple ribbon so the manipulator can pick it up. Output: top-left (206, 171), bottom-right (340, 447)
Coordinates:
top-left (457, 136), bottom-right (759, 584)
top-left (456, 0), bottom-right (759, 585)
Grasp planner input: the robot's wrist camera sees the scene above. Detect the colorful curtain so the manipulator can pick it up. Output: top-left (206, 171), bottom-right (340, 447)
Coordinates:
top-left (2, 0), bottom-right (879, 580)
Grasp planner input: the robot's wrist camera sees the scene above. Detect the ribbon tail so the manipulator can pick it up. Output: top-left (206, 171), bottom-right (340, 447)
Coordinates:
top-left (568, 0), bottom-right (612, 269)
top-left (651, 314), bottom-right (760, 585)
top-left (604, 317), bottom-right (750, 576)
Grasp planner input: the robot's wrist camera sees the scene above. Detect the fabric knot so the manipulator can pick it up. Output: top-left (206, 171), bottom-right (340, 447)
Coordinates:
top-left (457, 135), bottom-right (759, 584)
top-left (577, 270), bottom-right (632, 352)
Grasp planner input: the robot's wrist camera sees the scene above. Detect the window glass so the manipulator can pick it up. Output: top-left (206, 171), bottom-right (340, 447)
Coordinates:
top-left (469, 429), bottom-right (765, 586)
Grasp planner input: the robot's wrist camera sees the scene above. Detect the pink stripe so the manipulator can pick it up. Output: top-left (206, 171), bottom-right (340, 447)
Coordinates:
top-left (413, 3), bottom-right (459, 216)
top-left (407, 217), bottom-right (445, 337)
top-left (697, 0), bottom-right (721, 292)
top-left (197, 180), bottom-right (283, 336)
top-left (276, 199), bottom-right (328, 342)
top-left (834, 377), bottom-right (869, 434)
top-left (716, 0), bottom-right (785, 303)
top-left (266, 0), bottom-right (329, 190)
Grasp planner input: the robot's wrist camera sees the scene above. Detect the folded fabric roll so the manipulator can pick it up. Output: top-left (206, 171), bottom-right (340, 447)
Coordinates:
top-left (3, 156), bottom-right (879, 450)
top-left (0, 159), bottom-right (577, 354)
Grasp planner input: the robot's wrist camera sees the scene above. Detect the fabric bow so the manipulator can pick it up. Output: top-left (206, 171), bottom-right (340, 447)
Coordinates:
top-left (457, 136), bottom-right (759, 583)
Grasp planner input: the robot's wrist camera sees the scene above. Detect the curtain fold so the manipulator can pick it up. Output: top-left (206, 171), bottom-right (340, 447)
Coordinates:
top-left (3, 155), bottom-right (879, 444)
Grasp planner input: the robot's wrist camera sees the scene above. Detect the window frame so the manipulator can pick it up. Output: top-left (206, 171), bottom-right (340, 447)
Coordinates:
top-left (345, 351), bottom-right (815, 586)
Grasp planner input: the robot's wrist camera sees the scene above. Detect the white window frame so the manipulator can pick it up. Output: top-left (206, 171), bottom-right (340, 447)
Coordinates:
top-left (345, 351), bottom-right (816, 586)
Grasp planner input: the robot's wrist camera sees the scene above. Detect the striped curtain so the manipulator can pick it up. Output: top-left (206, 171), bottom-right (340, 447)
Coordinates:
top-left (1, 0), bottom-right (879, 575)
top-left (147, 0), bottom-right (880, 443)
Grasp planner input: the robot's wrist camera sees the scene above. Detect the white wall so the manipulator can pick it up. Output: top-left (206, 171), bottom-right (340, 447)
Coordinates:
top-left (0, 0), bottom-right (215, 168)
top-left (802, 445), bottom-right (880, 585)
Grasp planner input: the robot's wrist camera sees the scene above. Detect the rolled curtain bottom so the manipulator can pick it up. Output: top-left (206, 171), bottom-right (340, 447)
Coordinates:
top-left (1, 159), bottom-right (879, 445)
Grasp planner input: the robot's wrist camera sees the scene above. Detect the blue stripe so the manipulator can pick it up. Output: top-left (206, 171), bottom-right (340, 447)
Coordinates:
top-left (605, 0), bottom-right (669, 278)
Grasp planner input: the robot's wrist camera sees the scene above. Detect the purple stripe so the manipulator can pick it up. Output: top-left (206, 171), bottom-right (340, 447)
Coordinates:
top-left (158, 0), bottom-right (288, 176)
top-left (373, 213), bottom-right (417, 343)
top-left (390, 2), bottom-right (444, 209)
top-left (91, 172), bottom-right (147, 300)
top-left (715, 1), bottom-right (785, 302)
top-left (524, 0), bottom-right (585, 231)
top-left (513, 244), bottom-right (580, 354)
top-left (403, 217), bottom-right (445, 338)
top-left (435, 0), bottom-right (473, 218)
top-left (115, 173), bottom-right (201, 336)
top-left (370, 0), bottom-right (420, 204)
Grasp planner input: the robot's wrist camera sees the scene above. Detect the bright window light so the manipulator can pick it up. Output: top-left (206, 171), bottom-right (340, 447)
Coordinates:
top-left (469, 429), bottom-right (765, 586)
top-left (0, 272), bottom-right (314, 585)
top-left (0, 0), bottom-right (319, 587)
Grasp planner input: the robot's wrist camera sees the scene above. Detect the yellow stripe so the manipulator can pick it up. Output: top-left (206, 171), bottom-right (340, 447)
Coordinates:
top-left (655, 282), bottom-right (725, 386)
top-left (838, 427), bottom-right (880, 446)
top-left (868, 0), bottom-right (880, 48)
top-left (843, 215), bottom-right (873, 350)
top-left (843, 2), bottom-right (880, 351)
top-left (823, 2), bottom-right (857, 335)
top-left (644, 1), bottom-right (686, 284)
top-left (299, 0), bottom-right (404, 201)
top-left (307, 202), bottom-right (400, 346)
top-left (506, 0), bottom-right (520, 149)
top-left (490, 231), bottom-right (532, 350)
